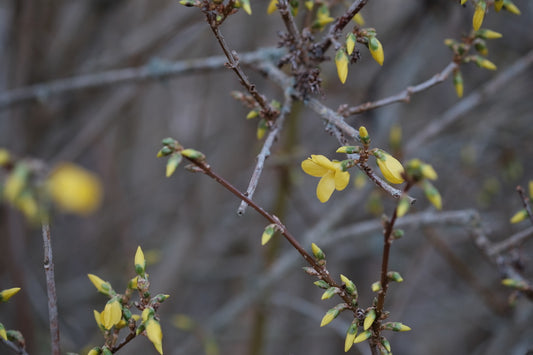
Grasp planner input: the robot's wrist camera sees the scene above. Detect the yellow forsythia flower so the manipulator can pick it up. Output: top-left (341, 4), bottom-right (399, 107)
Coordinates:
top-left (473, 1), bottom-right (486, 31)
top-left (510, 209), bottom-right (528, 223)
top-left (368, 37), bottom-right (384, 66)
top-left (101, 298), bottom-right (122, 330)
top-left (301, 155), bottom-right (350, 203)
top-left (87, 274), bottom-right (112, 295)
top-left (0, 287), bottom-right (21, 302)
top-left (146, 319), bottom-right (164, 354)
top-left (335, 48), bottom-right (349, 84)
top-left (46, 163), bottom-right (102, 215)
top-left (374, 150), bottom-right (405, 184)
top-left (267, 0), bottom-right (278, 14)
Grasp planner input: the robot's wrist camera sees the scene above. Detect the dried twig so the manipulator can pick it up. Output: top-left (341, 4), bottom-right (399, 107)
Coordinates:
top-left (344, 62), bottom-right (457, 116)
top-left (0, 48), bottom-right (284, 110)
top-left (406, 50), bottom-right (533, 153)
top-left (41, 223), bottom-right (60, 355)
top-left (0, 338), bottom-right (29, 355)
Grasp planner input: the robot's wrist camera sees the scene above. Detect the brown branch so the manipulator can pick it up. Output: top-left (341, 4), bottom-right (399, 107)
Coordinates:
top-left (185, 156), bottom-right (358, 312)
top-left (41, 223), bottom-right (60, 355)
top-left (344, 62), bottom-right (458, 116)
top-left (203, 11), bottom-right (278, 122)
top-left (0, 48), bottom-right (284, 110)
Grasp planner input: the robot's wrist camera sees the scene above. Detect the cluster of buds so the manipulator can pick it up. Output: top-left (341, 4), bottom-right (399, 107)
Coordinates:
top-left (87, 246), bottom-right (169, 354)
top-left (396, 159), bottom-right (441, 217)
top-left (233, 93), bottom-right (281, 140)
top-left (157, 138), bottom-right (206, 178)
top-left (305, 242), bottom-right (410, 353)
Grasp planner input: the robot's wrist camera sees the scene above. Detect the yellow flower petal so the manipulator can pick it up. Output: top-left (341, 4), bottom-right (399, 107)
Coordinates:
top-left (87, 274), bottom-right (112, 295)
top-left (317, 171), bottom-right (336, 203)
top-left (333, 168), bottom-right (350, 191)
top-left (301, 159), bottom-right (328, 177)
top-left (47, 163), bottom-right (103, 215)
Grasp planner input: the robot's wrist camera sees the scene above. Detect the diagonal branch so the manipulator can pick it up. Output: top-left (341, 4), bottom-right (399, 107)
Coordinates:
top-left (237, 85), bottom-right (294, 216)
top-left (0, 48), bottom-right (285, 110)
top-left (41, 223), bottom-right (60, 355)
top-left (344, 62), bottom-right (457, 116)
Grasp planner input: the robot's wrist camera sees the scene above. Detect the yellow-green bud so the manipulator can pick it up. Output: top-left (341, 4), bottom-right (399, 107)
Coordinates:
top-left (335, 48), bottom-right (349, 84)
top-left (476, 29), bottom-right (503, 39)
top-left (353, 330), bottom-right (372, 344)
top-left (340, 274), bottom-right (356, 296)
top-left (387, 271), bottom-right (404, 283)
top-left (0, 287), bottom-right (21, 302)
top-left (166, 153), bottom-right (182, 178)
top-left (261, 224), bottom-right (276, 246)
top-left (180, 148), bottom-right (205, 161)
top-left (321, 287), bottom-right (339, 300)
top-left (473, 1), bottom-right (486, 31)
top-left (396, 196), bottom-right (410, 218)
top-left (494, 0), bottom-right (504, 11)
top-left (503, 1), bottom-right (521, 15)
top-left (311, 243), bottom-right (325, 260)
top-left (371, 281), bottom-right (381, 292)
top-left (336, 146), bottom-right (361, 154)
top-left (510, 209), bottom-right (528, 224)
top-left (346, 33), bottom-right (356, 56)
top-left (382, 322), bottom-right (411, 332)
top-left (363, 309), bottom-right (376, 330)
top-left (344, 321), bottom-right (359, 352)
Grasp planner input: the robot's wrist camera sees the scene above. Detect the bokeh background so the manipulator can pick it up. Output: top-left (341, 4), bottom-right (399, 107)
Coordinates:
top-left (1, 1), bottom-right (532, 354)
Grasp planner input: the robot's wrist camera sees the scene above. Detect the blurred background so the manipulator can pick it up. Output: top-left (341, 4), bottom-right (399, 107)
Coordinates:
top-left (0, 1), bottom-right (532, 354)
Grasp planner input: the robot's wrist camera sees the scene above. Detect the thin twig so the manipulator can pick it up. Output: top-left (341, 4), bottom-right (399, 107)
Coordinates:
top-left (41, 223), bottom-right (60, 355)
top-left (315, 0), bottom-right (369, 56)
top-left (488, 226), bottom-right (533, 257)
top-left (344, 62), bottom-right (457, 116)
top-left (237, 86), bottom-right (294, 215)
top-left (406, 49), bottom-right (533, 153)
top-left (277, 0), bottom-right (310, 67)
top-left (0, 338), bottom-right (29, 355)
top-left (516, 185), bottom-right (533, 225)
top-left (204, 12), bottom-right (277, 121)
top-left (186, 156), bottom-right (358, 312)
top-left (0, 48), bottom-right (284, 110)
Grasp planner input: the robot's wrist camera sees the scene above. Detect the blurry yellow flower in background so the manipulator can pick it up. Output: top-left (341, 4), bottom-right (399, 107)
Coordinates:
top-left (46, 163), bottom-right (102, 215)
top-left (301, 155), bottom-right (350, 203)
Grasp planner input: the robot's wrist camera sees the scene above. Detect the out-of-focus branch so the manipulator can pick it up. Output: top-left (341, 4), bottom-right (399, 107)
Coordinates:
top-left (488, 226), bottom-right (533, 257)
top-left (237, 85), bottom-right (294, 216)
top-left (0, 48), bottom-right (284, 110)
top-left (41, 223), bottom-right (60, 355)
top-left (0, 338), bottom-right (29, 355)
top-left (343, 62), bottom-right (457, 116)
top-left (516, 185), bottom-right (533, 225)
top-left (406, 50), bottom-right (533, 153)
top-left (277, 0), bottom-right (310, 67)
